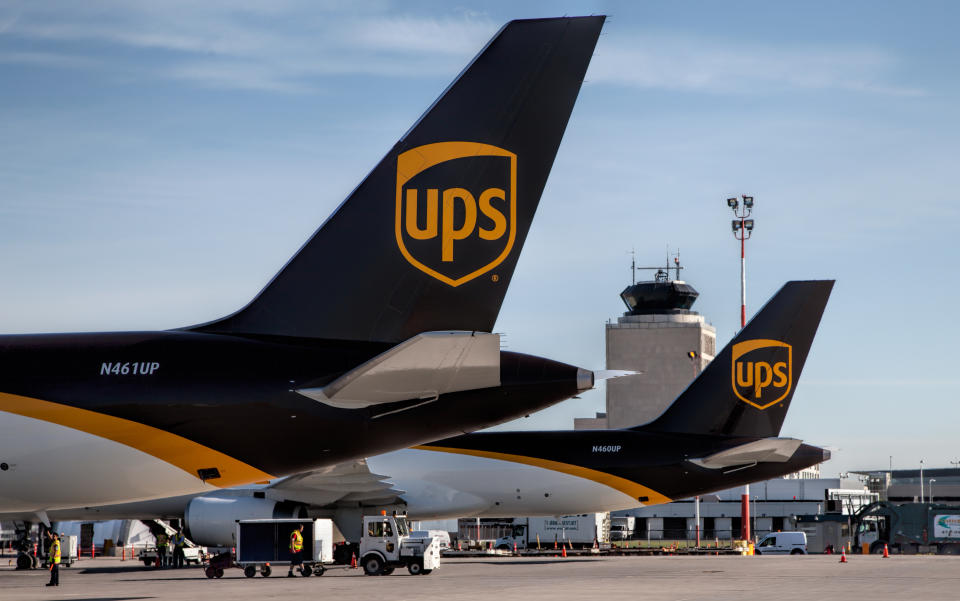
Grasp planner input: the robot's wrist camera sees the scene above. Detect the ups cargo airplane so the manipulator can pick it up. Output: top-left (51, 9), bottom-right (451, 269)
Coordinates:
top-left (0, 15), bottom-right (609, 530)
top-left (26, 281), bottom-right (833, 545)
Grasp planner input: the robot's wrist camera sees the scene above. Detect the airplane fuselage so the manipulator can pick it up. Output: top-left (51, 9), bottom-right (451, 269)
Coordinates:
top-left (383, 430), bottom-right (829, 519)
top-left (0, 331), bottom-right (583, 513)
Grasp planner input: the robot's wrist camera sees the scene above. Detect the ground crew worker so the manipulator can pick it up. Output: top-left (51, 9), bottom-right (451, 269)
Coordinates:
top-left (156, 532), bottom-right (169, 568)
top-left (46, 532), bottom-right (61, 587)
top-left (172, 528), bottom-right (186, 568)
top-left (288, 524), bottom-right (304, 577)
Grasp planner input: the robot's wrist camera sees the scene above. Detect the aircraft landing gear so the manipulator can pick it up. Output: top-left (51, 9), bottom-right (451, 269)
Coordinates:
top-left (13, 521), bottom-right (39, 570)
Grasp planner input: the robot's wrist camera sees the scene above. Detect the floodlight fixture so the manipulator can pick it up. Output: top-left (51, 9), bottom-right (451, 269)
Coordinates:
top-left (744, 219), bottom-right (754, 231)
top-left (742, 195), bottom-right (754, 208)
top-left (731, 220), bottom-right (741, 232)
top-left (727, 197), bottom-right (738, 209)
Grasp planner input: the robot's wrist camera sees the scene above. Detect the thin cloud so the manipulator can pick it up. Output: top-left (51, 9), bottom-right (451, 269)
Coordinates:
top-left (590, 34), bottom-right (924, 97)
top-left (3, 5), bottom-right (922, 97)
top-left (3, 3), bottom-right (497, 92)
top-left (0, 51), bottom-right (97, 68)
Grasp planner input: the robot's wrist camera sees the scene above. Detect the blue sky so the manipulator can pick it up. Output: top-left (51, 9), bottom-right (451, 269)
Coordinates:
top-left (2, 1), bottom-right (959, 476)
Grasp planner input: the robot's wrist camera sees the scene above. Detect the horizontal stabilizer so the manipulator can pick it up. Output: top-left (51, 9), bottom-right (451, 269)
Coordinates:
top-left (296, 331), bottom-right (500, 409)
top-left (689, 437), bottom-right (803, 469)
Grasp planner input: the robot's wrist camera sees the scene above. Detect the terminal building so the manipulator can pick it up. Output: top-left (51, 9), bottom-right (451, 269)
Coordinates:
top-left (615, 473), bottom-right (877, 542)
top-left (854, 468), bottom-right (960, 503)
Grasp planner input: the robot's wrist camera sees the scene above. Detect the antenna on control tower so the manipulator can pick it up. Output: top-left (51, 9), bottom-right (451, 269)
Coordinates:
top-left (632, 247), bottom-right (684, 283)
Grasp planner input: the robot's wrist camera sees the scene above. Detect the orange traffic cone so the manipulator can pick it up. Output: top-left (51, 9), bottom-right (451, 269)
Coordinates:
top-left (561, 546), bottom-right (567, 558)
top-left (839, 549), bottom-right (847, 563)
top-left (883, 544), bottom-right (890, 558)
top-left (350, 552), bottom-right (357, 569)
top-left (513, 542), bottom-right (517, 555)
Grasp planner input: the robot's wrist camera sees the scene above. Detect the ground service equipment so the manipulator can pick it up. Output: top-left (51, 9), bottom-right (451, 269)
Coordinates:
top-left (495, 514), bottom-right (610, 550)
top-left (234, 518), bottom-right (333, 578)
top-left (855, 502), bottom-right (960, 555)
top-left (360, 514), bottom-right (439, 576)
top-left (139, 546), bottom-right (203, 568)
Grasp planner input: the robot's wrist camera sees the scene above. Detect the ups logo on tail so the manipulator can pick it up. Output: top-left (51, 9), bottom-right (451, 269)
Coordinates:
top-left (396, 142), bottom-right (516, 287)
top-left (731, 339), bottom-right (792, 410)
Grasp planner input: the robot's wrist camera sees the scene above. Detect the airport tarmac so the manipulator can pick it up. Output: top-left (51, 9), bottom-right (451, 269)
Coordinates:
top-left (2, 555), bottom-right (960, 601)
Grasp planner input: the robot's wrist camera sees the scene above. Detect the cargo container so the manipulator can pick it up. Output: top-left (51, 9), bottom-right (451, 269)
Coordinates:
top-left (235, 518), bottom-right (333, 578)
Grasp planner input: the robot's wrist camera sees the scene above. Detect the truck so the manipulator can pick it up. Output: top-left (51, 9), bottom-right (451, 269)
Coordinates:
top-left (854, 502), bottom-right (960, 555)
top-left (494, 513), bottom-right (610, 550)
top-left (610, 516), bottom-right (635, 541)
top-left (234, 518), bottom-right (333, 578)
top-left (359, 514), bottom-right (440, 576)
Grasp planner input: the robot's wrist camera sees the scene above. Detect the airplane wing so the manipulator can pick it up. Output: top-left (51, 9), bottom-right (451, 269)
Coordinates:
top-left (264, 459), bottom-right (405, 506)
top-left (296, 331), bottom-right (500, 409)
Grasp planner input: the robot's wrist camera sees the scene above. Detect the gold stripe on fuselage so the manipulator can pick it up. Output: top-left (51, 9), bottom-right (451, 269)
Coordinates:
top-left (413, 445), bottom-right (671, 505)
top-left (0, 392), bottom-right (274, 487)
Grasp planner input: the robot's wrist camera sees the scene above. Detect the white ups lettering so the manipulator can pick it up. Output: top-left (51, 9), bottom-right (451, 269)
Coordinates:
top-left (100, 362), bottom-right (160, 376)
top-left (592, 445), bottom-right (622, 453)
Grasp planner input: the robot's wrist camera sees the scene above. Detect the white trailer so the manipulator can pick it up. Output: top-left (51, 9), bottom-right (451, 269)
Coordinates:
top-left (235, 518), bottom-right (333, 578)
top-left (495, 513), bottom-right (610, 550)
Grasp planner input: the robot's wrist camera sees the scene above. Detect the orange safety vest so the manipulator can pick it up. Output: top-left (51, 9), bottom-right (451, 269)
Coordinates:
top-left (290, 530), bottom-right (303, 553)
top-left (49, 539), bottom-right (61, 564)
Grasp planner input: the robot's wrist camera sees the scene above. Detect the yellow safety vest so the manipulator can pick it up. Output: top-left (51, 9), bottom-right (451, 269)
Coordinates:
top-left (290, 530), bottom-right (303, 553)
top-left (49, 539), bottom-right (61, 564)
top-left (157, 534), bottom-right (168, 548)
top-left (173, 533), bottom-right (185, 547)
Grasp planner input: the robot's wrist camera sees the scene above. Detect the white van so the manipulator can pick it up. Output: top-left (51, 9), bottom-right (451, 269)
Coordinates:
top-left (754, 532), bottom-right (807, 555)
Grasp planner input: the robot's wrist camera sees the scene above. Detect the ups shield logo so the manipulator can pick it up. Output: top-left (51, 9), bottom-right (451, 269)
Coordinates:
top-left (731, 339), bottom-right (792, 410)
top-left (396, 142), bottom-right (516, 287)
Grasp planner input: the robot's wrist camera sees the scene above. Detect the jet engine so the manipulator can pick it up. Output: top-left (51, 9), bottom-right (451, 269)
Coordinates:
top-left (184, 495), bottom-right (307, 546)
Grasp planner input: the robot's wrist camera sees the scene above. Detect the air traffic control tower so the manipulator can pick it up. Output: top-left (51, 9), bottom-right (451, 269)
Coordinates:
top-left (575, 264), bottom-right (716, 430)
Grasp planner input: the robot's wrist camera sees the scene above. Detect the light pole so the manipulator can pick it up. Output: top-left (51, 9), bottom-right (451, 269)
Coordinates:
top-left (688, 349), bottom-right (701, 548)
top-left (920, 459), bottom-right (925, 503)
top-left (728, 194), bottom-right (755, 542)
top-left (929, 479), bottom-right (936, 503)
